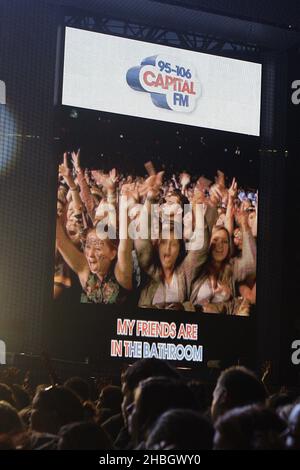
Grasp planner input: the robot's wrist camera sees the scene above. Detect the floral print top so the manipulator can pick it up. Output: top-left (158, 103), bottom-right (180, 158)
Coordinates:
top-left (80, 268), bottom-right (128, 304)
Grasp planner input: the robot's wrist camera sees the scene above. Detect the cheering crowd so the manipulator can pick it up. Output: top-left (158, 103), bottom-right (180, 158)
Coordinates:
top-left (55, 151), bottom-right (257, 314)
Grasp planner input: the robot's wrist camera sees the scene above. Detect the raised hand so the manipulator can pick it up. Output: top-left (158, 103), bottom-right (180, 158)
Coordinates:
top-left (59, 153), bottom-right (73, 186)
top-left (206, 170), bottom-right (227, 207)
top-left (92, 168), bottom-right (118, 192)
top-left (191, 186), bottom-right (206, 204)
top-left (138, 171), bottom-right (164, 200)
top-left (235, 207), bottom-right (249, 228)
top-left (91, 170), bottom-right (104, 185)
top-left (228, 177), bottom-right (237, 199)
top-left (121, 182), bottom-right (139, 202)
top-left (202, 303), bottom-right (221, 314)
top-left (144, 160), bottom-right (156, 176)
top-left (179, 172), bottom-right (191, 188)
top-left (261, 360), bottom-right (271, 384)
top-left (196, 176), bottom-right (211, 192)
top-left (208, 184), bottom-right (223, 207)
top-left (108, 168), bottom-right (118, 188)
top-left (165, 302), bottom-right (184, 310)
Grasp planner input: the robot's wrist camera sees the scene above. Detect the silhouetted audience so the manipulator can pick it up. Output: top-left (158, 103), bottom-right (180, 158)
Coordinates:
top-left (115, 358), bottom-right (180, 449)
top-left (0, 361), bottom-right (299, 450)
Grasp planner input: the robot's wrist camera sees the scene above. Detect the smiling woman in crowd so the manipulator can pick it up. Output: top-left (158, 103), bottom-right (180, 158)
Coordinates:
top-left (134, 172), bottom-right (219, 311)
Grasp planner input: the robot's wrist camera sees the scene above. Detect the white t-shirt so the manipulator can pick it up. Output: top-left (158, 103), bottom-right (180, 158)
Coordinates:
top-left (196, 278), bottom-right (230, 305)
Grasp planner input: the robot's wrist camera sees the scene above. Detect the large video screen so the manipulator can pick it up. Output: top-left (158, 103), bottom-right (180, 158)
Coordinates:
top-left (53, 28), bottom-right (259, 365)
top-left (62, 27), bottom-right (262, 136)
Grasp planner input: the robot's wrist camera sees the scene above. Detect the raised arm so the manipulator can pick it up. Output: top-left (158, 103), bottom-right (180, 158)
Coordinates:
top-left (93, 168), bottom-right (118, 209)
top-left (133, 172), bottom-right (164, 277)
top-left (182, 192), bottom-right (218, 282)
top-left (56, 217), bottom-right (89, 288)
top-left (59, 153), bottom-right (82, 214)
top-left (224, 177), bottom-right (237, 236)
top-left (239, 282), bottom-right (256, 304)
top-left (182, 170), bottom-right (225, 283)
top-left (72, 150), bottom-right (96, 221)
top-left (179, 172), bottom-right (191, 197)
top-left (114, 197), bottom-right (133, 290)
top-left (233, 210), bottom-right (257, 282)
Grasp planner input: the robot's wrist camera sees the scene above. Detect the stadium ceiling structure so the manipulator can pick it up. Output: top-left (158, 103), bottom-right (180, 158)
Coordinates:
top-left (64, 14), bottom-right (260, 56)
top-left (50, 0), bottom-right (300, 52)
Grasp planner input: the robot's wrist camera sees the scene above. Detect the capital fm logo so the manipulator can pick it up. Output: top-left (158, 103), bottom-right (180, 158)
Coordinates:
top-left (126, 55), bottom-right (200, 113)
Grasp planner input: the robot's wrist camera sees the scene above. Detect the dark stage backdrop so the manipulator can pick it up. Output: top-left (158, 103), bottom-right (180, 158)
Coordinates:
top-left (0, 0), bottom-right (59, 353)
top-left (283, 46), bottom-right (300, 385)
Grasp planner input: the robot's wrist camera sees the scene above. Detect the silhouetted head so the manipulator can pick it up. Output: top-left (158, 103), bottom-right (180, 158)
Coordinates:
top-left (211, 366), bottom-right (267, 422)
top-left (0, 401), bottom-right (23, 435)
top-left (214, 405), bottom-right (285, 450)
top-left (10, 384), bottom-right (30, 411)
top-left (31, 386), bottom-right (84, 434)
top-left (129, 376), bottom-right (197, 447)
top-left (146, 408), bottom-right (214, 450)
top-left (286, 403), bottom-right (300, 449)
top-left (64, 377), bottom-right (90, 402)
top-left (0, 384), bottom-right (16, 407)
top-left (121, 359), bottom-right (180, 427)
top-left (97, 385), bottom-right (123, 414)
top-left (57, 421), bottom-right (112, 450)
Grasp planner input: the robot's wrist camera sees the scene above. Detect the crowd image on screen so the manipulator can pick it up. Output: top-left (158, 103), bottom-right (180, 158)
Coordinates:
top-left (54, 150), bottom-right (257, 315)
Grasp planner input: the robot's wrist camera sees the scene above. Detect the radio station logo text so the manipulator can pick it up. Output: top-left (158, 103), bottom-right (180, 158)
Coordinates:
top-left (126, 54), bottom-right (200, 113)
